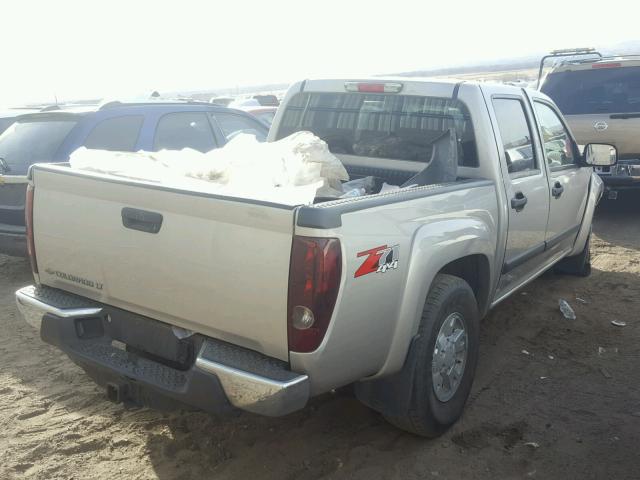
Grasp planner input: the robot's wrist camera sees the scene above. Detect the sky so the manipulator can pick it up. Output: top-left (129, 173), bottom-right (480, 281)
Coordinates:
top-left (1, 0), bottom-right (638, 106)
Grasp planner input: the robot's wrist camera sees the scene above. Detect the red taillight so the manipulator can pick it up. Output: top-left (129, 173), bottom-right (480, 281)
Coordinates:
top-left (344, 81), bottom-right (403, 93)
top-left (25, 184), bottom-right (38, 274)
top-left (592, 62), bottom-right (622, 69)
top-left (287, 236), bottom-right (342, 353)
top-left (356, 83), bottom-right (385, 93)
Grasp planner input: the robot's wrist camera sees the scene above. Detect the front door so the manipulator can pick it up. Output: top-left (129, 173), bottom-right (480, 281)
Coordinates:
top-left (530, 99), bottom-right (592, 256)
top-left (487, 92), bottom-right (551, 296)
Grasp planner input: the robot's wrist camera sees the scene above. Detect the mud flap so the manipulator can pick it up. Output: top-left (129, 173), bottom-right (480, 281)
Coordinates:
top-left (354, 336), bottom-right (420, 417)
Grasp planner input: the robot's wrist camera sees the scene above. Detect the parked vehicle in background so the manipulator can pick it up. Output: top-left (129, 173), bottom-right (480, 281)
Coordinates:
top-left (539, 48), bottom-right (640, 199)
top-left (210, 96), bottom-right (234, 107)
top-left (0, 112), bottom-right (22, 136)
top-left (230, 95), bottom-right (281, 109)
top-left (15, 78), bottom-right (615, 437)
top-left (0, 107), bottom-right (53, 136)
top-left (252, 94), bottom-right (279, 106)
top-left (241, 106), bottom-right (278, 126)
top-left (0, 101), bottom-right (268, 256)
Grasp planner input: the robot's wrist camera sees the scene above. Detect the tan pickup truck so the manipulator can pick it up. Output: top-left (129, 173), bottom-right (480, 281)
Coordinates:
top-left (15, 78), bottom-right (616, 436)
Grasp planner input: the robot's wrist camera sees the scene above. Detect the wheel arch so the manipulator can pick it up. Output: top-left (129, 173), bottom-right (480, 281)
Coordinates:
top-left (438, 254), bottom-right (492, 316)
top-left (370, 218), bottom-right (496, 380)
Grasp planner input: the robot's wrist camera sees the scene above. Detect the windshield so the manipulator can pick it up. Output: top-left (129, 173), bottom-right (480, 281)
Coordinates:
top-left (276, 92), bottom-right (478, 166)
top-left (542, 66), bottom-right (640, 115)
top-left (0, 116), bottom-right (78, 175)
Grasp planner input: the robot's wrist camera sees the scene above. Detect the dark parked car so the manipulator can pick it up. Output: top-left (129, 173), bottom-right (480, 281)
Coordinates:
top-left (0, 101), bottom-right (269, 256)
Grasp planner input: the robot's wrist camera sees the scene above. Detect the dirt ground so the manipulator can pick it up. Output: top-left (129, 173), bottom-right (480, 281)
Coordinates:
top-left (1, 194), bottom-right (639, 480)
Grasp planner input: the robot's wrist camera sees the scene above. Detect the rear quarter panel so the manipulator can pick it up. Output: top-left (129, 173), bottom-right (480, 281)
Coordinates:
top-left (290, 183), bottom-right (499, 394)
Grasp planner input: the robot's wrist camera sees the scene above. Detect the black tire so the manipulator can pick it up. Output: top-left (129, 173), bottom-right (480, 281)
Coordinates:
top-left (554, 232), bottom-right (591, 277)
top-left (384, 274), bottom-right (479, 437)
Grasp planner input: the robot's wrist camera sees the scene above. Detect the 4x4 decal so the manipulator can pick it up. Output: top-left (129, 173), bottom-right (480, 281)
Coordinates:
top-left (354, 244), bottom-right (399, 278)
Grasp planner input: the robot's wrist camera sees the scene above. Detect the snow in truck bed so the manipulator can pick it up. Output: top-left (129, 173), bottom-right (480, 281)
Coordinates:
top-left (68, 132), bottom-right (350, 206)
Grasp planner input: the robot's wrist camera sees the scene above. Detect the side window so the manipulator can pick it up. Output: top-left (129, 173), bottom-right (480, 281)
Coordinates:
top-left (492, 98), bottom-right (537, 175)
top-left (212, 113), bottom-right (267, 142)
top-left (154, 112), bottom-right (217, 153)
top-left (534, 102), bottom-right (577, 168)
top-left (84, 115), bottom-right (143, 151)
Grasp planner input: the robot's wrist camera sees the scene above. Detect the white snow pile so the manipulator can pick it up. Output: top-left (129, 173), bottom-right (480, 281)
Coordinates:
top-left (69, 131), bottom-right (349, 205)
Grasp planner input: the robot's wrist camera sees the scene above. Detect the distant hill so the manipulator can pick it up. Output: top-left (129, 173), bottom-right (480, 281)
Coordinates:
top-left (48, 40), bottom-right (640, 107)
top-left (390, 40), bottom-right (640, 79)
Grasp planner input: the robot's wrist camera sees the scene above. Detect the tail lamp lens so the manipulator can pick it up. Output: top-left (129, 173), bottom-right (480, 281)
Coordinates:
top-left (25, 184), bottom-right (38, 275)
top-left (344, 82), bottom-right (403, 93)
top-left (288, 237), bottom-right (341, 353)
top-left (592, 62), bottom-right (622, 69)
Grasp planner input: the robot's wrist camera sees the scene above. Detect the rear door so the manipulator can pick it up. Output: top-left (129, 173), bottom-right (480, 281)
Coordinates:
top-left (529, 97), bottom-right (591, 254)
top-left (483, 86), bottom-right (550, 294)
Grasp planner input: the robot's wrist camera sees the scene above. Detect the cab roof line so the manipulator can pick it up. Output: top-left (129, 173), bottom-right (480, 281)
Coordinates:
top-left (452, 81), bottom-right (464, 100)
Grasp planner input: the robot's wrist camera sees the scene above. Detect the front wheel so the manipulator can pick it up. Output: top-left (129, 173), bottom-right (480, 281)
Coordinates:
top-left (384, 274), bottom-right (480, 437)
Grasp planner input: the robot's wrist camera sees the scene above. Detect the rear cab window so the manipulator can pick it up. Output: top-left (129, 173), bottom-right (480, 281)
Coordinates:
top-left (84, 115), bottom-right (144, 151)
top-left (276, 92), bottom-right (478, 171)
top-left (0, 114), bottom-right (79, 175)
top-left (542, 65), bottom-right (640, 114)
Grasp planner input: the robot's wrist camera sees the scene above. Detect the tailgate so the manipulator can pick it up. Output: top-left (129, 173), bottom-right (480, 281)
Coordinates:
top-left (31, 166), bottom-right (295, 361)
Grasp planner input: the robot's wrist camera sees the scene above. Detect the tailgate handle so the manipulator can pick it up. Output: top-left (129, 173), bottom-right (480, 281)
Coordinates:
top-left (121, 208), bottom-right (163, 234)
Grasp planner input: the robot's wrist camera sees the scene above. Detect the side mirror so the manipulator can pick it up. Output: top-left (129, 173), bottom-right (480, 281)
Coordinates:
top-left (584, 143), bottom-right (617, 166)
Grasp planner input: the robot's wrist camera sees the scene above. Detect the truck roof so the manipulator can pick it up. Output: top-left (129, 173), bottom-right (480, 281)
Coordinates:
top-left (299, 77), bottom-right (532, 97)
top-left (550, 56), bottom-right (640, 73)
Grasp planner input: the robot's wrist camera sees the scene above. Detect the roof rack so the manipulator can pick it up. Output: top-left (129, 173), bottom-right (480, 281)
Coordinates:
top-left (536, 47), bottom-right (602, 89)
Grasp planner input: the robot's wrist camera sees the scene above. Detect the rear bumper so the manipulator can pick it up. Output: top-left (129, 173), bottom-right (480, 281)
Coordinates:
top-left (15, 285), bottom-right (309, 417)
top-left (0, 224), bottom-right (26, 257)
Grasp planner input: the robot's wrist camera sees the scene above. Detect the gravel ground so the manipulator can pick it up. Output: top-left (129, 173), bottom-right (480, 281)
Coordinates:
top-left (1, 195), bottom-right (639, 480)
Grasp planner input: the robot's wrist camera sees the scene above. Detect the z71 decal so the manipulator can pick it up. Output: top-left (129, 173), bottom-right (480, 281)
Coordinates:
top-left (354, 244), bottom-right (399, 278)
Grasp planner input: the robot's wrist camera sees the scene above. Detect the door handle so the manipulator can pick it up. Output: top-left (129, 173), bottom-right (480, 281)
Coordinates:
top-left (552, 181), bottom-right (564, 198)
top-left (510, 192), bottom-right (528, 211)
top-left (121, 207), bottom-right (163, 234)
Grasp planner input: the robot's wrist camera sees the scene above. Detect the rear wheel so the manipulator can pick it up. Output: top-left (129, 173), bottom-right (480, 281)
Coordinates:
top-left (384, 274), bottom-right (479, 437)
top-left (554, 232), bottom-right (591, 277)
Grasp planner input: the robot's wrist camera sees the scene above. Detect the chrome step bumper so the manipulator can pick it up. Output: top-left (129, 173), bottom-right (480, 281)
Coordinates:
top-left (15, 285), bottom-right (309, 417)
